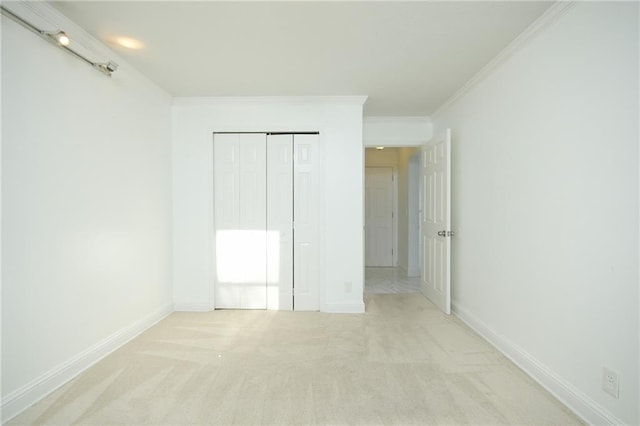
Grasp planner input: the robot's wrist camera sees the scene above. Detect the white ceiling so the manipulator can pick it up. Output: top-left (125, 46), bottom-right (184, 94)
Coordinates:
top-left (51, 1), bottom-right (552, 116)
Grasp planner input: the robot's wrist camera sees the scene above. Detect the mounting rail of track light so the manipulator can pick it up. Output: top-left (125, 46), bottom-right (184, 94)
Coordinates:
top-left (0, 5), bottom-right (118, 77)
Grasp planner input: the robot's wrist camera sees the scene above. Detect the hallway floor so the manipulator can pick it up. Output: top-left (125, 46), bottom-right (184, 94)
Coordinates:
top-left (365, 267), bottom-right (421, 294)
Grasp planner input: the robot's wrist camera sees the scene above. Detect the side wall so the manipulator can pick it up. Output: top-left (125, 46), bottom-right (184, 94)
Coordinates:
top-left (396, 147), bottom-right (419, 274)
top-left (433, 3), bottom-right (639, 424)
top-left (1, 4), bottom-right (173, 420)
top-left (171, 98), bottom-right (365, 313)
top-left (407, 152), bottom-right (421, 277)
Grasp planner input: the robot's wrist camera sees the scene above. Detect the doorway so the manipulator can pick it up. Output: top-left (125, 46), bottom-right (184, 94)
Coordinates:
top-left (364, 147), bottom-right (421, 292)
top-left (364, 147), bottom-right (422, 270)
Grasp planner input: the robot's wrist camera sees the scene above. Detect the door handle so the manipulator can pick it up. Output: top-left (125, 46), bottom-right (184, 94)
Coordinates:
top-left (437, 230), bottom-right (455, 237)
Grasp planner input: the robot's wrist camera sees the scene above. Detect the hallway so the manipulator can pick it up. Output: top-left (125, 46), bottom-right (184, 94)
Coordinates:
top-left (365, 267), bottom-right (421, 294)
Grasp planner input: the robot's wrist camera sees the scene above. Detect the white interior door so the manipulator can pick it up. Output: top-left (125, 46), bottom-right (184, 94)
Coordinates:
top-left (266, 134), bottom-right (294, 311)
top-left (421, 129), bottom-right (451, 314)
top-left (214, 133), bottom-right (267, 309)
top-left (365, 167), bottom-right (394, 266)
top-left (293, 134), bottom-right (320, 311)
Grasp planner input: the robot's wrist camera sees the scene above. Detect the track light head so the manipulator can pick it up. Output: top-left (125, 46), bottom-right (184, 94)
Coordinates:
top-left (94, 61), bottom-right (119, 76)
top-left (44, 30), bottom-right (70, 46)
top-left (56, 31), bottom-right (70, 46)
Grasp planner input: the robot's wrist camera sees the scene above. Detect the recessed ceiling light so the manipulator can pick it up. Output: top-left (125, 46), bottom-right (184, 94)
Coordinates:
top-left (376, 146), bottom-right (385, 150)
top-left (114, 37), bottom-right (144, 50)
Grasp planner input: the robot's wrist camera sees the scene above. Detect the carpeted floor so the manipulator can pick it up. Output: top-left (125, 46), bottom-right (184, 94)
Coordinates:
top-left (9, 294), bottom-right (582, 425)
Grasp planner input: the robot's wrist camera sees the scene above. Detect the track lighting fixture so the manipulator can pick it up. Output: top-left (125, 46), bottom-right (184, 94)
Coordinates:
top-left (95, 61), bottom-right (119, 74)
top-left (1, 5), bottom-right (118, 77)
top-left (45, 30), bottom-right (71, 46)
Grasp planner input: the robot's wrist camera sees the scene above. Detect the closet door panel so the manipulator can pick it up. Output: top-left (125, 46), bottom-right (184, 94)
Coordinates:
top-left (213, 134), bottom-right (241, 308)
top-left (293, 134), bottom-right (320, 311)
top-left (238, 134), bottom-right (267, 309)
top-left (266, 134), bottom-right (294, 311)
top-left (214, 133), bottom-right (267, 310)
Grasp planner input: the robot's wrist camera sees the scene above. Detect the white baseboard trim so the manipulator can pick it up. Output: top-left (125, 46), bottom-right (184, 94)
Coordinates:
top-left (396, 265), bottom-right (420, 278)
top-left (406, 266), bottom-right (420, 277)
top-left (173, 301), bottom-right (215, 311)
top-left (1, 303), bottom-right (173, 423)
top-left (451, 302), bottom-right (624, 426)
top-left (322, 302), bottom-right (365, 314)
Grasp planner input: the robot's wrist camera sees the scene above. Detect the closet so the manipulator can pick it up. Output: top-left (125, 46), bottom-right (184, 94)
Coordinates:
top-left (213, 133), bottom-right (319, 311)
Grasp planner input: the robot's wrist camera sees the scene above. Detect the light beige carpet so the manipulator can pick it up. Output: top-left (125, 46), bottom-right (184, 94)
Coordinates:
top-left (9, 294), bottom-right (582, 425)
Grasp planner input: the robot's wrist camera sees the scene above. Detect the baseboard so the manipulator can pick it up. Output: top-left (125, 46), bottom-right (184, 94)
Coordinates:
top-left (173, 301), bottom-right (215, 311)
top-left (406, 266), bottom-right (420, 277)
top-left (397, 264), bottom-right (420, 278)
top-left (322, 302), bottom-right (365, 313)
top-left (451, 302), bottom-right (624, 426)
top-left (174, 301), bottom-right (366, 314)
top-left (1, 303), bottom-right (173, 423)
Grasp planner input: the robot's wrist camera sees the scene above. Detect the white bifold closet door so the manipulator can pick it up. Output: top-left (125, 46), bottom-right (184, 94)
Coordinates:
top-left (214, 133), bottom-right (267, 309)
top-left (266, 134), bottom-right (294, 310)
top-left (214, 133), bottom-right (319, 311)
top-left (291, 135), bottom-right (319, 311)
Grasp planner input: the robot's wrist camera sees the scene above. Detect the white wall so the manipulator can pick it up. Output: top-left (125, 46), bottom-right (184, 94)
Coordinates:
top-left (433, 3), bottom-right (638, 424)
top-left (1, 3), bottom-right (173, 420)
top-left (364, 117), bottom-right (432, 147)
top-left (172, 97), bottom-right (366, 313)
top-left (365, 147), bottom-right (399, 166)
top-left (407, 152), bottom-right (421, 277)
top-left (396, 148), bottom-right (419, 274)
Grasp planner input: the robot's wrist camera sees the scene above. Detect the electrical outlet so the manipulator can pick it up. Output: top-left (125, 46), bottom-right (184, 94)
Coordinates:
top-left (602, 367), bottom-right (619, 398)
top-left (344, 281), bottom-right (352, 293)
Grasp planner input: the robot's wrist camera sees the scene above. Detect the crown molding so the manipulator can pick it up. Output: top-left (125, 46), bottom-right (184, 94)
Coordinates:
top-left (364, 116), bottom-right (432, 124)
top-left (172, 96), bottom-right (368, 107)
top-left (433, 1), bottom-right (576, 118)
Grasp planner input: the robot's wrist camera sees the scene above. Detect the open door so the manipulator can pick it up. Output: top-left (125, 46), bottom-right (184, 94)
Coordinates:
top-left (421, 129), bottom-right (451, 314)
